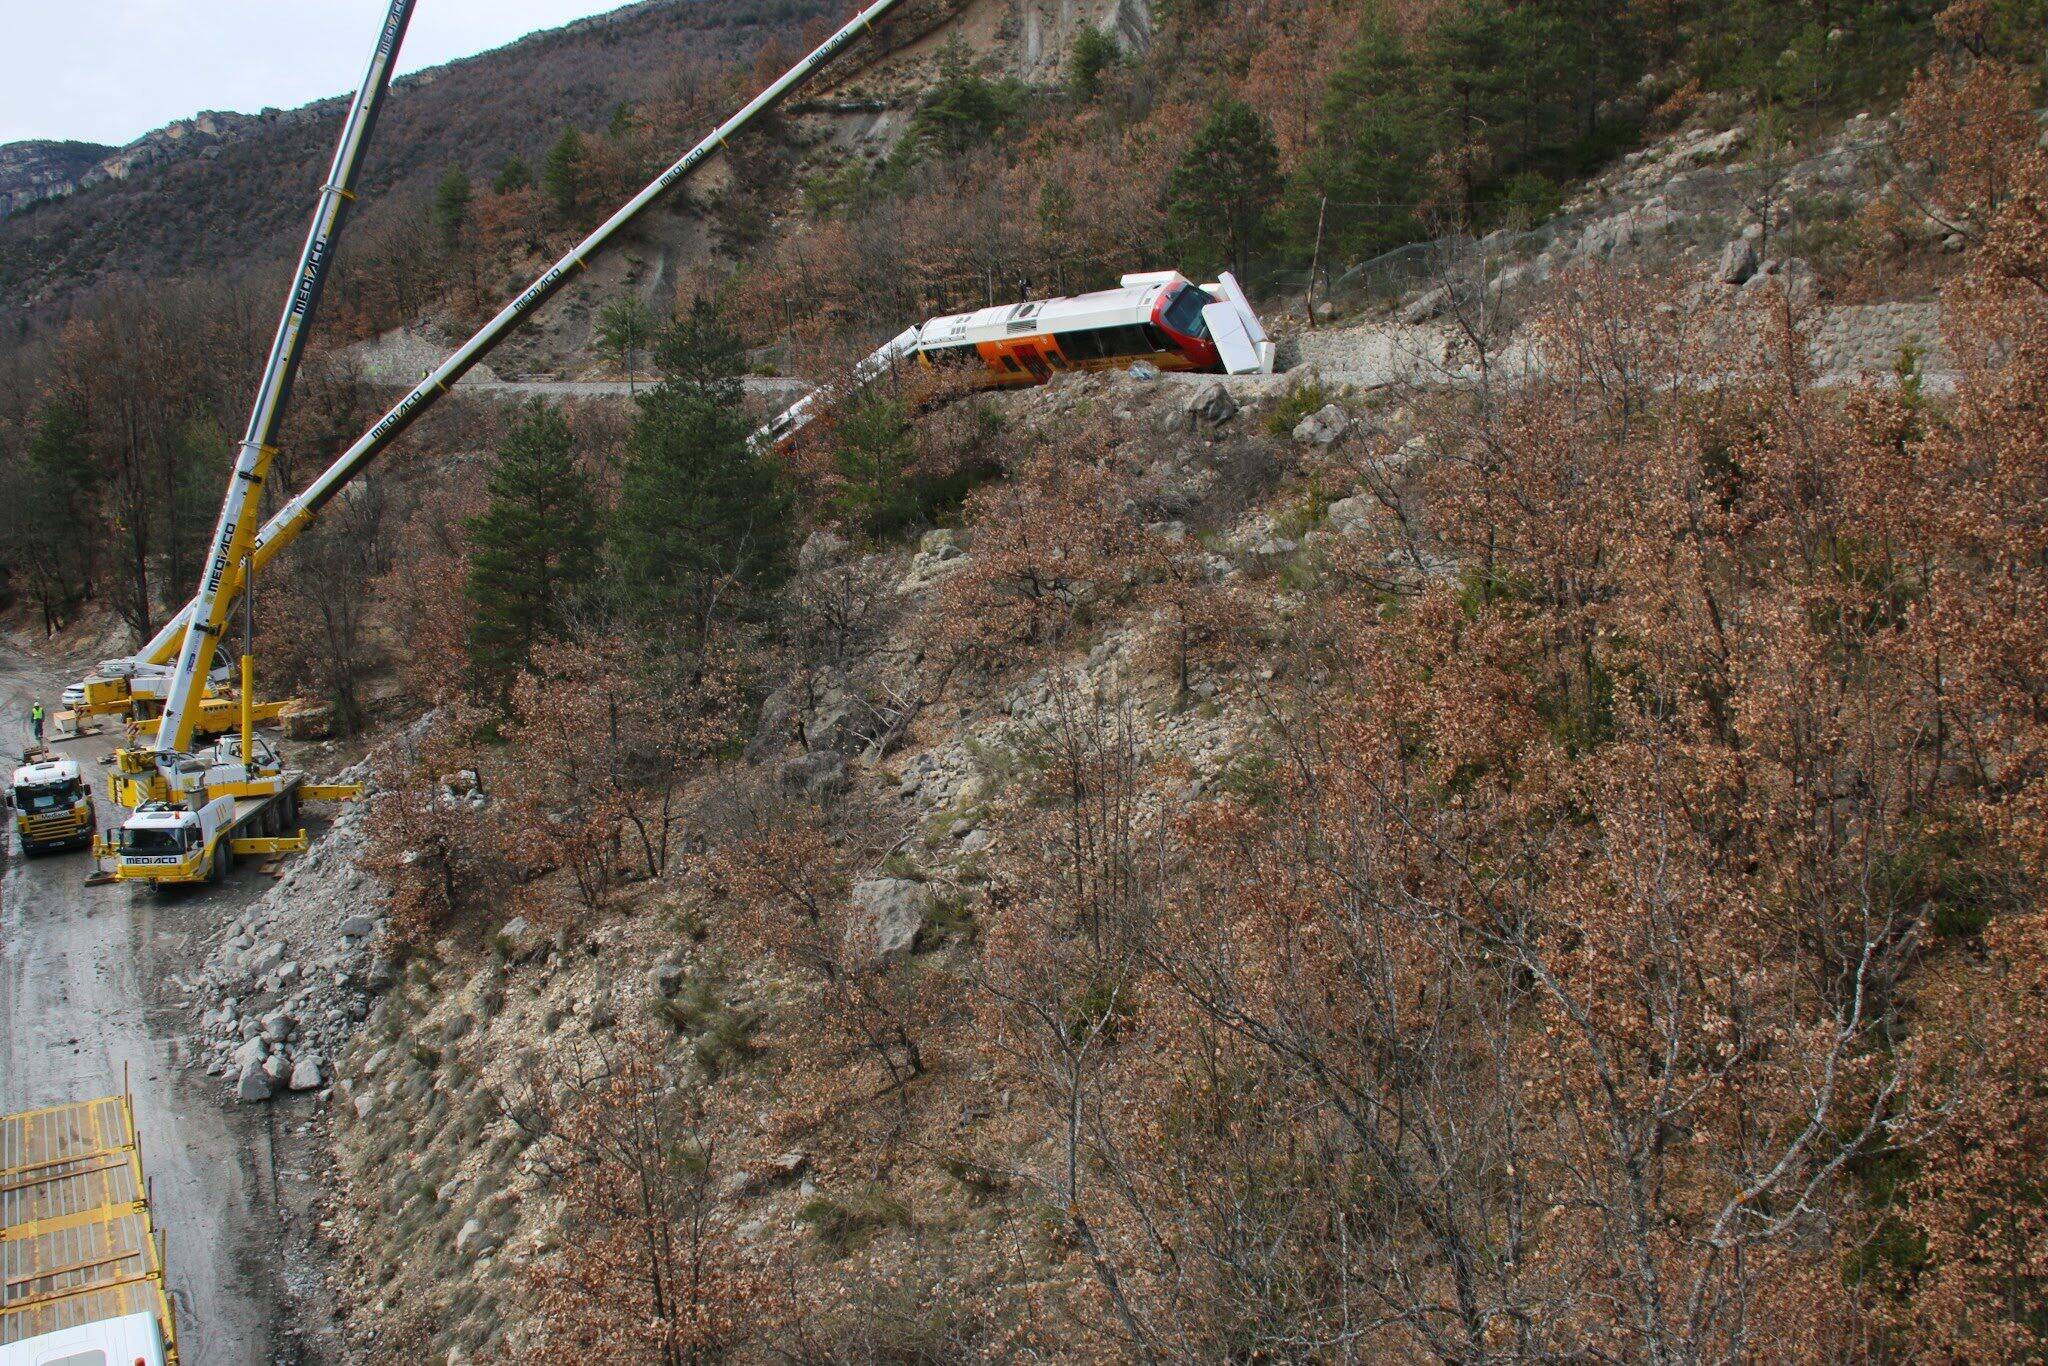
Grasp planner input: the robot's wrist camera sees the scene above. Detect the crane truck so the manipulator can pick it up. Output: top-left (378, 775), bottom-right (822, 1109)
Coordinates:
top-left (95, 0), bottom-right (423, 883)
top-left (76, 0), bottom-right (929, 731)
top-left (101, 0), bottom-right (924, 884)
top-left (0, 1092), bottom-right (178, 1365)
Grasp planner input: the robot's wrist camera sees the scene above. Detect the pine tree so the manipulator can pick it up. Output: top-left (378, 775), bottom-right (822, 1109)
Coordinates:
top-left (1068, 27), bottom-right (1122, 102)
top-left (465, 401), bottom-right (599, 702)
top-left (433, 165), bottom-right (473, 252)
top-left (494, 156), bottom-right (534, 194)
top-left (543, 128), bottom-right (587, 218)
top-left (594, 295), bottom-right (655, 395)
top-left (1421, 0), bottom-right (1514, 227)
top-left (1290, 12), bottom-right (1431, 259)
top-left (1168, 99), bottom-right (1284, 277)
top-left (610, 305), bottom-right (791, 641)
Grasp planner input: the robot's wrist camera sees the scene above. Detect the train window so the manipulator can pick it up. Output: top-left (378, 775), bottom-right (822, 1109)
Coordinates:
top-left (1056, 328), bottom-right (1104, 361)
top-left (1163, 285), bottom-right (1216, 338)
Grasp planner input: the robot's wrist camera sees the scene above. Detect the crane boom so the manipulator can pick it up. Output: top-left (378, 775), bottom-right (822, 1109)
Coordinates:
top-left (151, 0), bottom-right (418, 758)
top-left (130, 0), bottom-right (915, 677)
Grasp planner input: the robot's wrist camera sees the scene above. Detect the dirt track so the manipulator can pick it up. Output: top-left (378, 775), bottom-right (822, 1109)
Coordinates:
top-left (0, 640), bottom-right (334, 1364)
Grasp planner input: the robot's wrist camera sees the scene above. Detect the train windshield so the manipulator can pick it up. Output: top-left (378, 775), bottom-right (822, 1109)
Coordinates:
top-left (1163, 285), bottom-right (1215, 338)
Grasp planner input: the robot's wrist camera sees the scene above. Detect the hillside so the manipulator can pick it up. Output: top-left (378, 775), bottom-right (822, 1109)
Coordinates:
top-left (0, 0), bottom-right (841, 318)
top-left (3, 0), bottom-right (2047, 1361)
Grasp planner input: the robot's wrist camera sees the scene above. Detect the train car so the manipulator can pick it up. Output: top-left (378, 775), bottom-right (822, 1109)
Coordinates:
top-left (910, 270), bottom-right (1248, 382)
top-left (755, 270), bottom-right (1273, 449)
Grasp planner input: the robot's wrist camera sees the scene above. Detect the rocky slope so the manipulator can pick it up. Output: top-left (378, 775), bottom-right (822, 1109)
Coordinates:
top-left (0, 140), bottom-right (113, 217)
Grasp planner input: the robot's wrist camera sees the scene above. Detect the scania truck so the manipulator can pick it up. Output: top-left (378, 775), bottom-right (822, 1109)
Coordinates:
top-left (8, 758), bottom-right (96, 855)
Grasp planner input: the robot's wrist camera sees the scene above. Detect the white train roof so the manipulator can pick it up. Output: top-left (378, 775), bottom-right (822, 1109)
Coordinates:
top-left (914, 273), bottom-right (1192, 351)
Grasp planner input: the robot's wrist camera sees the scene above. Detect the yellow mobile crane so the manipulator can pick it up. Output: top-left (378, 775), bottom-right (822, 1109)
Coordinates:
top-left (99, 0), bottom-right (425, 881)
top-left (104, 0), bottom-right (922, 884)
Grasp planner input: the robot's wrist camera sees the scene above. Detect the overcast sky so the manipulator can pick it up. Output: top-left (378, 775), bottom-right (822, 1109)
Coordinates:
top-left (3, 1), bottom-right (642, 147)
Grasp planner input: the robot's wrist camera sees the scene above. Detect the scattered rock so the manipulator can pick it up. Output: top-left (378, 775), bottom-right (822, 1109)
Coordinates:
top-left (236, 1065), bottom-right (273, 1103)
top-left (1717, 238), bottom-right (1759, 285)
top-left (850, 878), bottom-right (929, 961)
top-left (1292, 402), bottom-right (1351, 447)
top-left (289, 1056), bottom-right (324, 1091)
top-left (798, 528), bottom-right (850, 572)
top-left (338, 914), bottom-right (378, 940)
top-left (1127, 359), bottom-right (1160, 380)
top-left (649, 963), bottom-right (686, 999)
top-left (1189, 383), bottom-right (1239, 427)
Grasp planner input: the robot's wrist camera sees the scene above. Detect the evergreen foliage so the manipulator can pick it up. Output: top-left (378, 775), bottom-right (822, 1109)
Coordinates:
top-left (464, 401), bottom-right (599, 701)
top-left (1287, 12), bottom-right (1430, 259)
top-left (609, 305), bottom-right (792, 640)
top-left (595, 295), bottom-right (656, 395)
top-left (1169, 99), bottom-right (1284, 277)
top-left (433, 165), bottom-right (473, 252)
top-left (543, 128), bottom-right (587, 217)
top-left (493, 156), bottom-right (534, 194)
top-left (1068, 27), bottom-right (1123, 103)
top-left (897, 42), bottom-right (1030, 164)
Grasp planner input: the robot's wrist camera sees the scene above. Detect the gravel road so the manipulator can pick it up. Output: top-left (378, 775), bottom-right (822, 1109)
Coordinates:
top-left (0, 641), bottom-right (334, 1363)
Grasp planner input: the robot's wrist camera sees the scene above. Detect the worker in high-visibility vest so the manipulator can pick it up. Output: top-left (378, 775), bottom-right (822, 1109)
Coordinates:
top-left (29, 701), bottom-right (44, 747)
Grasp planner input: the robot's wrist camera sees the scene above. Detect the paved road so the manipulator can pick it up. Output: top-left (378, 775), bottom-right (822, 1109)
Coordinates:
top-left (0, 643), bottom-right (302, 1364)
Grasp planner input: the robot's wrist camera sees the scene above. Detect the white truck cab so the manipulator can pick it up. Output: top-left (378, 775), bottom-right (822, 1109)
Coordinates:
top-left (0, 1310), bottom-right (170, 1366)
top-left (9, 757), bottom-right (96, 853)
top-left (112, 798), bottom-right (236, 884)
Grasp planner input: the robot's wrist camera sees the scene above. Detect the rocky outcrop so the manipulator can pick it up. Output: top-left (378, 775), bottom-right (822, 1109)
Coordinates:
top-left (0, 141), bottom-right (110, 217)
top-left (0, 108), bottom-right (325, 218)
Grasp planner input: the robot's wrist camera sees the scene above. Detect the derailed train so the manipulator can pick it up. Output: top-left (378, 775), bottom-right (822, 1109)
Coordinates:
top-left (758, 269), bottom-right (1275, 447)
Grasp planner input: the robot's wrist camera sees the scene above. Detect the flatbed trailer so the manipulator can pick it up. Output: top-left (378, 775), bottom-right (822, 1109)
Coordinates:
top-left (0, 1093), bottom-right (176, 1364)
top-left (102, 772), bottom-right (343, 885)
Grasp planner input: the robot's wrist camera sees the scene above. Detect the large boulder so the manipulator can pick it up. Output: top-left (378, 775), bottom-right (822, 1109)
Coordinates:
top-left (1399, 285), bottom-right (1451, 324)
top-left (779, 751), bottom-right (850, 802)
top-left (798, 529), bottom-right (850, 573)
top-left (278, 700), bottom-right (333, 740)
top-left (289, 1055), bottom-right (325, 1091)
top-left (236, 1064), bottom-right (273, 1103)
top-left (1188, 382), bottom-right (1239, 427)
top-left (1717, 238), bottom-right (1759, 285)
top-left (850, 878), bottom-right (929, 962)
top-left (1292, 402), bottom-right (1351, 447)
top-left (495, 917), bottom-right (544, 962)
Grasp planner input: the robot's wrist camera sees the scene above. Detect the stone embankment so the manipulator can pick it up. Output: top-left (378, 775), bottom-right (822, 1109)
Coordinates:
top-left (172, 769), bottom-right (391, 1104)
